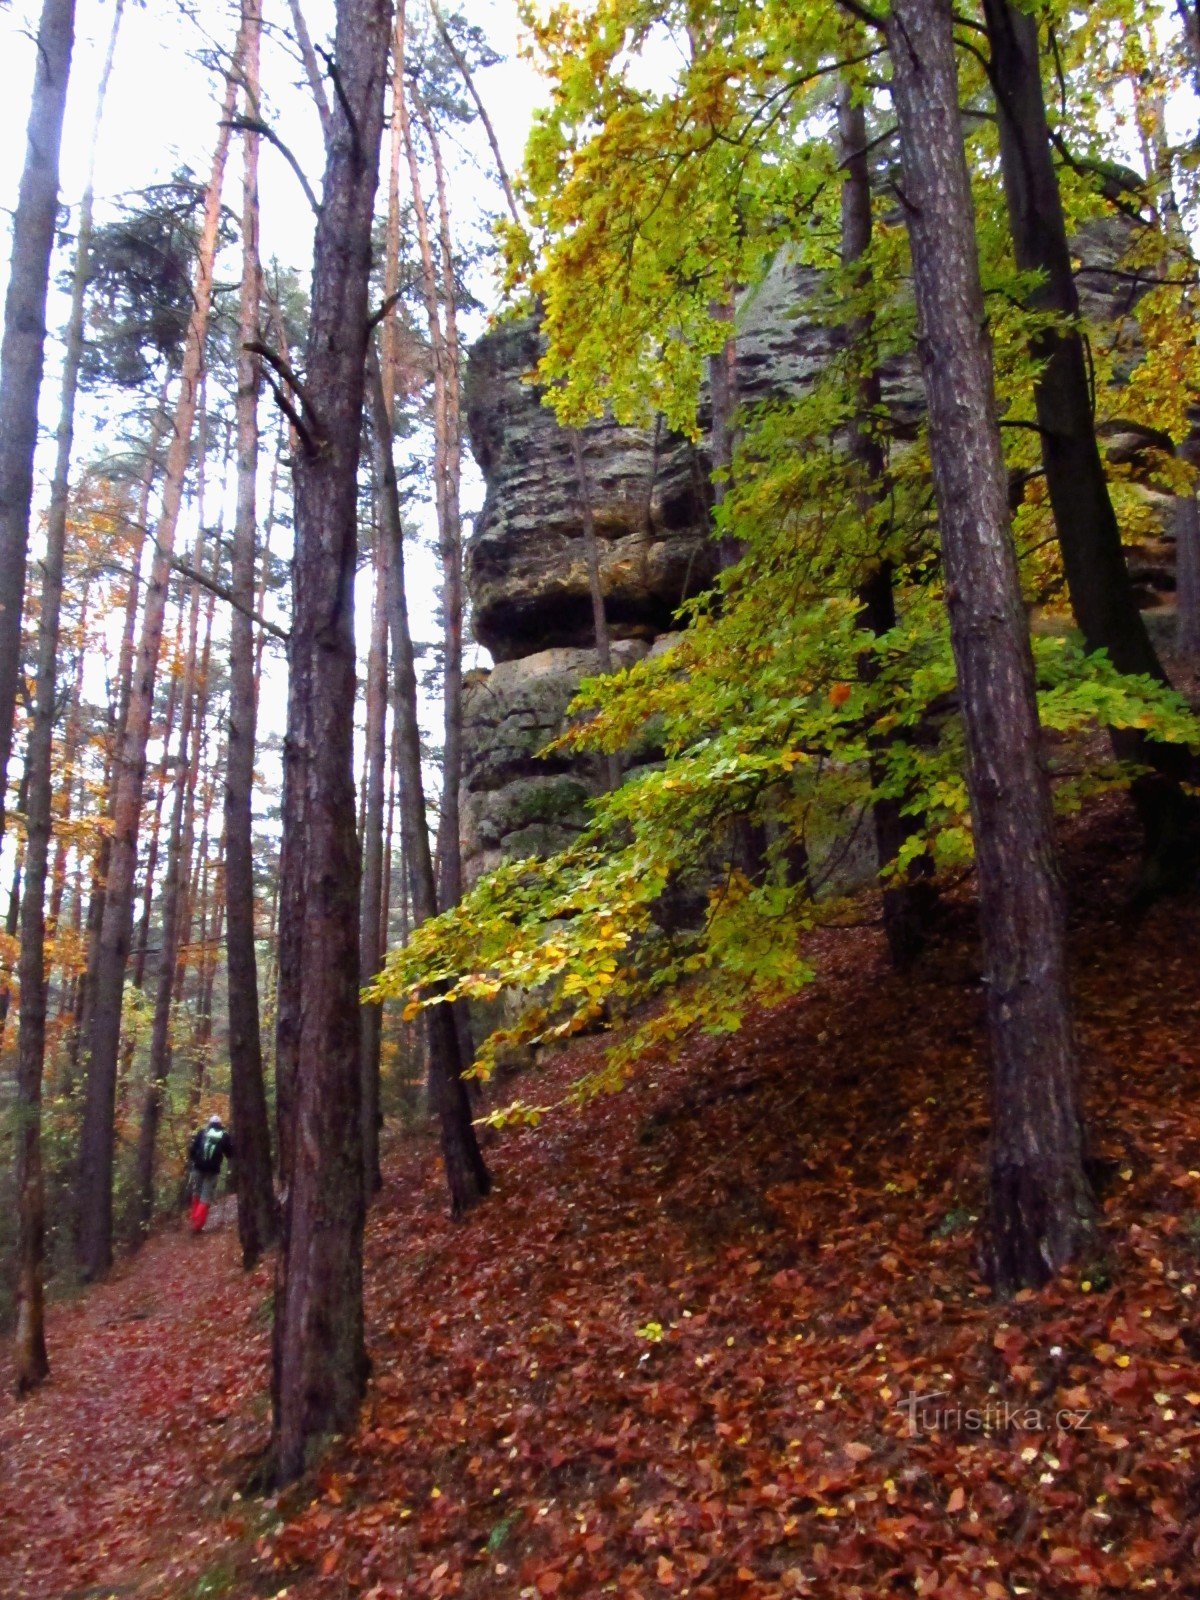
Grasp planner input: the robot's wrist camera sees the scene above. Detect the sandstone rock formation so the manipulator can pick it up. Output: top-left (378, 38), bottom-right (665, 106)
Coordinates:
top-left (460, 220), bottom-right (1191, 884)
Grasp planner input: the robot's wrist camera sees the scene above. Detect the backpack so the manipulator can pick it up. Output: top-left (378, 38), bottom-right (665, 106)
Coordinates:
top-left (191, 1127), bottom-right (224, 1172)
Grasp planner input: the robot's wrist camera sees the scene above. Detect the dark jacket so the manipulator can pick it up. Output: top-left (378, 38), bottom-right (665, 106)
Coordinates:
top-left (189, 1126), bottom-right (233, 1176)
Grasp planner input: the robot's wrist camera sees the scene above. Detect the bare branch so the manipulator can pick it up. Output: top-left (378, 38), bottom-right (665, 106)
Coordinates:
top-left (224, 115), bottom-right (320, 214)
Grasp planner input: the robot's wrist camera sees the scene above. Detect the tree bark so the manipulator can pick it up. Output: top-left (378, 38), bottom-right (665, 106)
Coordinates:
top-left (395, 18), bottom-right (463, 912)
top-left (359, 526), bottom-right (389, 1199)
top-left (1176, 0), bottom-right (1200, 97)
top-left (76, 55), bottom-right (239, 1282)
top-left (271, 0), bottom-right (390, 1486)
top-left (982, 0), bottom-right (1198, 886)
top-left (836, 78), bottom-right (933, 968)
top-left (707, 292), bottom-right (740, 570)
top-left (887, 0), bottom-right (1094, 1291)
top-left (286, 0), bottom-right (331, 132)
top-left (569, 428), bottom-right (622, 792)
top-left (371, 354), bottom-right (490, 1215)
top-left (1177, 493), bottom-right (1200, 659)
top-left (130, 544), bottom-right (209, 1242)
top-left (226, 0), bottom-right (278, 1270)
top-left (0, 0), bottom-right (76, 846)
top-left (14, 0), bottom-right (125, 1382)
top-left (0, 731), bottom-right (31, 1051)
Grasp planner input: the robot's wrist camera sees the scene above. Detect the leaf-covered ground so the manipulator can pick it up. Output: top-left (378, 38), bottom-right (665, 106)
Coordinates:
top-left (4, 793), bottom-right (1200, 1599)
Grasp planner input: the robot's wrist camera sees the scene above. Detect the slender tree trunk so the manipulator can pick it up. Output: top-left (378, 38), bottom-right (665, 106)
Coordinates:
top-left (887, 0), bottom-right (1094, 1291)
top-left (982, 0), bottom-right (1198, 886)
top-left (1176, 0), bottom-right (1200, 97)
top-left (115, 573), bottom-right (188, 1124)
top-left (76, 55), bottom-right (239, 1281)
top-left (14, 2), bottom-right (123, 1380)
top-left (271, 0), bottom-right (389, 1487)
top-left (432, 0), bottom-right (522, 224)
top-left (395, 19), bottom-right (463, 912)
top-left (131, 553), bottom-right (208, 1241)
top-left (193, 844), bottom-right (224, 1096)
top-left (1177, 494), bottom-right (1200, 658)
top-left (253, 421), bottom-right (284, 700)
top-left (226, 0), bottom-right (277, 1269)
top-left (836, 78), bottom-right (933, 968)
top-left (381, 702), bottom-right (399, 948)
top-left (707, 293), bottom-right (740, 570)
top-left (14, 722), bottom-right (51, 1390)
top-left (0, 0), bottom-right (77, 845)
top-left (359, 528), bottom-right (389, 1199)
top-left (112, 384), bottom-right (170, 744)
top-left (424, 114), bottom-right (466, 910)
top-left (371, 355), bottom-right (490, 1215)
top-left (569, 429), bottom-right (622, 792)
top-left (286, 0), bottom-right (331, 131)
top-left (48, 580), bottom-right (93, 938)
top-left (0, 767), bottom-right (30, 1047)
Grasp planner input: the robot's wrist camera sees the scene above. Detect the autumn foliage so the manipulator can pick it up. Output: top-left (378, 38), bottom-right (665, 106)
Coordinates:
top-left (3, 797), bottom-right (1200, 1598)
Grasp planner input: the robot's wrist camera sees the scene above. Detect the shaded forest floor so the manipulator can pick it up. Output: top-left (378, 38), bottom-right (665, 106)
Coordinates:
top-left (5, 794), bottom-right (1200, 1599)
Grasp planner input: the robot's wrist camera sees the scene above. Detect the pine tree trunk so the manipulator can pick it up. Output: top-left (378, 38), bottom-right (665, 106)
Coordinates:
top-left (271, 0), bottom-right (390, 1486)
top-left (15, 615), bottom-right (58, 1391)
top-left (836, 79), bottom-right (933, 968)
top-left (0, 767), bottom-right (30, 1048)
top-left (395, 18), bottom-right (462, 912)
top-left (286, 0), bottom-right (331, 131)
top-left (15, 1), bottom-right (124, 1376)
top-left (226, 0), bottom-right (277, 1270)
top-left (48, 579), bottom-right (93, 940)
top-left (76, 56), bottom-right (239, 1281)
top-left (982, 0), bottom-right (1198, 886)
top-left (131, 555), bottom-right (207, 1241)
top-left (359, 528), bottom-right (389, 1199)
top-left (371, 355), bottom-right (490, 1215)
top-left (887, 0), bottom-right (1094, 1292)
top-left (0, 0), bottom-right (76, 845)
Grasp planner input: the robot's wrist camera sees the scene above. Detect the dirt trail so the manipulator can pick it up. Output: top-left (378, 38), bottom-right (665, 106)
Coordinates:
top-left (0, 1204), bottom-right (271, 1599)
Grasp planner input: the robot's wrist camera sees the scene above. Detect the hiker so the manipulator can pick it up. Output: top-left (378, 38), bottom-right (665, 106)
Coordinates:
top-left (187, 1114), bottom-right (233, 1233)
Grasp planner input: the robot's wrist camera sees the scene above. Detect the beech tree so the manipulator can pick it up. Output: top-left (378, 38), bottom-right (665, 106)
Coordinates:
top-left (271, 0), bottom-right (391, 1486)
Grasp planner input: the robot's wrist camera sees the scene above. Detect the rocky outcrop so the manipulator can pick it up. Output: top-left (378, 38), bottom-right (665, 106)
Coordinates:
top-left (463, 252), bottom-right (930, 668)
top-left (464, 317), bottom-right (712, 664)
top-left (460, 640), bottom-right (653, 884)
top-left (461, 219), bottom-right (1190, 883)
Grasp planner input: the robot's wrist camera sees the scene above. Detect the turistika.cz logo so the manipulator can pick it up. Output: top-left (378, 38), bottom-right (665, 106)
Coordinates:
top-left (895, 1391), bottom-right (1093, 1438)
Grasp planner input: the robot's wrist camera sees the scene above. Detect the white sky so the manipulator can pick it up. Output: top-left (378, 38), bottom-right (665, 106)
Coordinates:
top-left (0, 0), bottom-right (545, 853)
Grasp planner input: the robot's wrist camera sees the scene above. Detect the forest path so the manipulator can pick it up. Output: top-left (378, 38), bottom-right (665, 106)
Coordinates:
top-left (3, 796), bottom-right (1200, 1599)
top-left (0, 1201), bottom-right (273, 1599)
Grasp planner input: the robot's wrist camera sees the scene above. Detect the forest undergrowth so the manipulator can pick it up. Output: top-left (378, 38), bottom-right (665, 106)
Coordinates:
top-left (3, 791), bottom-right (1200, 1600)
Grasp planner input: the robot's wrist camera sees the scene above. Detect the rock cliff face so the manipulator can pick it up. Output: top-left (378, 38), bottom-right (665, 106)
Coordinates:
top-left (460, 220), bottom-right (1183, 885)
top-left (460, 252), bottom-right (877, 883)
